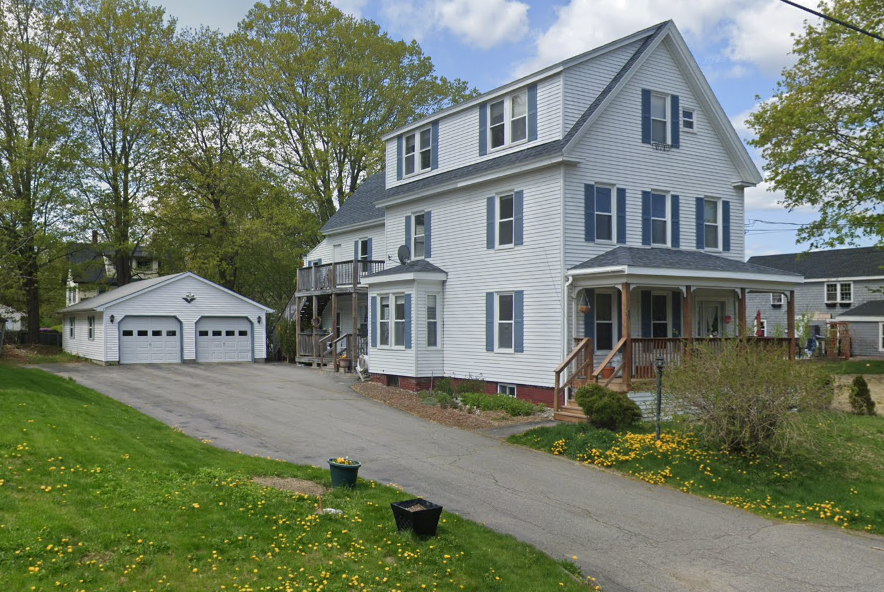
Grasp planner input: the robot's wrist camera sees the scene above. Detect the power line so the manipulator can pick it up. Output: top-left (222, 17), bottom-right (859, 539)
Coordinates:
top-left (777, 0), bottom-right (884, 42)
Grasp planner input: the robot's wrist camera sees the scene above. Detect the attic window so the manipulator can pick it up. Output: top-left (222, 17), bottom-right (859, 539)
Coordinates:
top-left (682, 109), bottom-right (695, 131)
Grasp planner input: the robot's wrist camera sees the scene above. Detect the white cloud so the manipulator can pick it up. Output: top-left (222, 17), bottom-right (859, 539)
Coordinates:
top-left (745, 181), bottom-right (788, 211)
top-left (433, 0), bottom-right (529, 49)
top-left (330, 0), bottom-right (369, 18)
top-left (517, 0), bottom-right (816, 78)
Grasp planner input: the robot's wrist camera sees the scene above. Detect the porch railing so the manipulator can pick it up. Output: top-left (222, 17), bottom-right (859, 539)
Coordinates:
top-left (629, 337), bottom-right (794, 379)
top-left (554, 338), bottom-right (594, 413)
top-left (297, 260), bottom-right (385, 293)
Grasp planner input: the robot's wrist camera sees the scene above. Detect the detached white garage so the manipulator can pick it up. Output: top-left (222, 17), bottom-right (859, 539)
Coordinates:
top-left (60, 272), bottom-right (273, 365)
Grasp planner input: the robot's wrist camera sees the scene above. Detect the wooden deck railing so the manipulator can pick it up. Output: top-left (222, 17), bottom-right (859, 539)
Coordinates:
top-left (297, 260), bottom-right (385, 293)
top-left (554, 338), bottom-right (594, 412)
top-left (630, 337), bottom-right (794, 379)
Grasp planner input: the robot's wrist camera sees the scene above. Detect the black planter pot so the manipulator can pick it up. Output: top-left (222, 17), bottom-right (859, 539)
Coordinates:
top-left (390, 498), bottom-right (443, 537)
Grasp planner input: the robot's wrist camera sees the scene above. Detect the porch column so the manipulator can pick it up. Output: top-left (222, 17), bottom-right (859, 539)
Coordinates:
top-left (332, 292), bottom-right (338, 371)
top-left (312, 294), bottom-right (318, 366)
top-left (739, 288), bottom-right (747, 337)
top-left (683, 285), bottom-right (692, 339)
top-left (621, 282), bottom-right (631, 388)
top-left (351, 291), bottom-right (358, 362)
top-left (295, 296), bottom-right (301, 362)
top-left (787, 289), bottom-right (796, 359)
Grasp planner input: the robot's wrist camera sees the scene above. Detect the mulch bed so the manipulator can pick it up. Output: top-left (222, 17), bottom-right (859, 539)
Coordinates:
top-left (252, 476), bottom-right (327, 496)
top-left (352, 382), bottom-right (550, 430)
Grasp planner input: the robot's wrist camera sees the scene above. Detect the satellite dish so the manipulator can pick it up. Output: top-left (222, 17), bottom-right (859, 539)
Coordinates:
top-left (397, 245), bottom-right (411, 265)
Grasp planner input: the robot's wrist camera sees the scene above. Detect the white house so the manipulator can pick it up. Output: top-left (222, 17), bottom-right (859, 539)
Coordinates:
top-left (290, 21), bottom-right (803, 418)
top-left (61, 272), bottom-right (273, 364)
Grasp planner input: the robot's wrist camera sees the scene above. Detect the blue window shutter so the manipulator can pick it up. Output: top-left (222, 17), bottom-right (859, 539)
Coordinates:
top-left (584, 288), bottom-right (595, 340)
top-left (367, 238), bottom-right (372, 260)
top-left (370, 296), bottom-right (378, 348)
top-left (584, 184), bottom-right (596, 242)
top-left (670, 94), bottom-right (680, 149)
top-left (404, 215), bottom-right (412, 257)
top-left (616, 188), bottom-right (627, 244)
top-left (316, 259), bottom-right (322, 265)
top-left (485, 292), bottom-right (494, 351)
top-left (527, 84), bottom-right (538, 142)
top-left (396, 135), bottom-right (403, 180)
top-left (514, 290), bottom-right (524, 353)
top-left (431, 121), bottom-right (439, 170)
top-left (641, 191), bottom-right (651, 246)
top-left (641, 290), bottom-right (652, 337)
top-left (672, 293), bottom-right (682, 338)
top-left (723, 200), bottom-right (731, 252)
top-left (353, 240), bottom-right (359, 260)
top-left (514, 190), bottom-right (524, 246)
top-left (695, 197), bottom-right (705, 250)
top-left (404, 294), bottom-right (412, 349)
top-left (478, 103), bottom-right (487, 156)
top-left (671, 194), bottom-right (680, 249)
top-left (486, 196), bottom-right (495, 249)
top-left (424, 211), bottom-right (432, 258)
top-left (641, 89), bottom-right (651, 144)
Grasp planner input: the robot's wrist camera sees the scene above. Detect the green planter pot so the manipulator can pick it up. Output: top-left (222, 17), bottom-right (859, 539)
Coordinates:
top-left (328, 458), bottom-right (361, 488)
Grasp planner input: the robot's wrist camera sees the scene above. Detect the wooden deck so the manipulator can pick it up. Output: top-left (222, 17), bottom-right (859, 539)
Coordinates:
top-left (295, 260), bottom-right (384, 295)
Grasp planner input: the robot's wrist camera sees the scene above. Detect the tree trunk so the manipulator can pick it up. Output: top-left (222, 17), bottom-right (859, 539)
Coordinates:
top-left (23, 245), bottom-right (40, 345)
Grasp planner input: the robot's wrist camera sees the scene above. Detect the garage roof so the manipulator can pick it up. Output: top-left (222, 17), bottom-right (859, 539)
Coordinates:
top-left (59, 272), bottom-right (274, 313)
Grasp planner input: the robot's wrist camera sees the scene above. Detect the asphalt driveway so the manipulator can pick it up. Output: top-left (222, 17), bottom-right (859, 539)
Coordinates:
top-left (43, 362), bottom-right (884, 592)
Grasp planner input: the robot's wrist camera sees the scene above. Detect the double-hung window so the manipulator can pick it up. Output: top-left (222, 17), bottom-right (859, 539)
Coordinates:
top-left (651, 94), bottom-right (668, 144)
top-left (498, 194), bottom-right (514, 247)
top-left (413, 213), bottom-right (426, 258)
top-left (427, 294), bottom-right (438, 347)
top-left (403, 127), bottom-right (432, 176)
top-left (651, 192), bottom-right (668, 245)
top-left (488, 90), bottom-right (527, 150)
top-left (68, 317), bottom-right (75, 338)
top-left (704, 198), bottom-right (720, 250)
top-left (379, 296), bottom-right (390, 346)
top-left (497, 293), bottom-right (514, 351)
top-left (393, 295), bottom-right (406, 347)
top-left (595, 186), bottom-right (613, 242)
top-left (87, 316), bottom-right (95, 340)
top-left (682, 109), bottom-right (695, 131)
top-left (825, 282), bottom-right (853, 304)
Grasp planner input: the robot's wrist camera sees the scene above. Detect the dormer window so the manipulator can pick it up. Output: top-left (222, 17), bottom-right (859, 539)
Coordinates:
top-left (488, 90), bottom-right (527, 151)
top-left (403, 126), bottom-right (432, 177)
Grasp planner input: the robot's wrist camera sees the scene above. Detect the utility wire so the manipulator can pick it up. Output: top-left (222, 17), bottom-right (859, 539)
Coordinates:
top-left (777, 0), bottom-right (884, 42)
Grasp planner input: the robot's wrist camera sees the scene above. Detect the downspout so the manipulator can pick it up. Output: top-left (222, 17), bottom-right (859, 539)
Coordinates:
top-left (563, 275), bottom-right (573, 360)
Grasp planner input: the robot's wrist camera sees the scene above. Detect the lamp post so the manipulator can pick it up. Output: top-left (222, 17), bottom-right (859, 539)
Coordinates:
top-left (655, 354), bottom-right (665, 442)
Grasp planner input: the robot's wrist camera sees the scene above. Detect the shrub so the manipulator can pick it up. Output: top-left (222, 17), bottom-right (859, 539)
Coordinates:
top-left (664, 339), bottom-right (834, 454)
top-left (574, 384), bottom-right (641, 430)
top-left (434, 377), bottom-right (453, 395)
top-left (458, 392), bottom-right (541, 416)
top-left (849, 376), bottom-right (876, 416)
top-left (436, 393), bottom-right (454, 409)
top-left (453, 379), bottom-right (485, 395)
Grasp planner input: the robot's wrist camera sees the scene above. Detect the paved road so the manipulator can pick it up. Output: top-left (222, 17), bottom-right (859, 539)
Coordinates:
top-left (43, 363), bottom-right (884, 592)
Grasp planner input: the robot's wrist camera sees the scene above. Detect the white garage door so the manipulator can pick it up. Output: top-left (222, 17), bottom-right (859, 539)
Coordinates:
top-left (119, 317), bottom-right (181, 364)
top-left (196, 317), bottom-right (252, 363)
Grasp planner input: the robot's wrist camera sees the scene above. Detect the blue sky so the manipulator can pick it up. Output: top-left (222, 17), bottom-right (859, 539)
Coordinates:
top-left (156, 0), bottom-right (840, 259)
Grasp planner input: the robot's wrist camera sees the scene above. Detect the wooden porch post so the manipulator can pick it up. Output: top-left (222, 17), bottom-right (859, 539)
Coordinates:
top-left (331, 292), bottom-right (338, 371)
top-left (312, 294), bottom-right (318, 366)
top-left (787, 289), bottom-right (796, 359)
top-left (352, 261), bottom-right (359, 363)
top-left (683, 285), bottom-right (692, 339)
top-left (294, 296), bottom-right (301, 362)
top-left (739, 288), bottom-right (747, 337)
top-left (621, 282), bottom-right (631, 389)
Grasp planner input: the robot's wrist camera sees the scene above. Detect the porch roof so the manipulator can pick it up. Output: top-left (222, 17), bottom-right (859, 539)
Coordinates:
top-left (568, 247), bottom-right (802, 287)
top-left (361, 259), bottom-right (447, 285)
top-left (837, 300), bottom-right (884, 320)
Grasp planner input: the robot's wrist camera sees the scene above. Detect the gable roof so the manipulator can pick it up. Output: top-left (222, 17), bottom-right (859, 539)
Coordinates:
top-left (570, 246), bottom-right (801, 277)
top-left (59, 272), bottom-right (274, 313)
top-left (748, 247), bottom-right (884, 280)
top-left (839, 300), bottom-right (884, 319)
top-left (321, 172), bottom-right (386, 234)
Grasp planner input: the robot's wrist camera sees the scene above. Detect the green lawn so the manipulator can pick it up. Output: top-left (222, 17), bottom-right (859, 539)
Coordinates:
top-left (0, 366), bottom-right (594, 591)
top-left (821, 359), bottom-right (884, 375)
top-left (510, 414), bottom-right (884, 535)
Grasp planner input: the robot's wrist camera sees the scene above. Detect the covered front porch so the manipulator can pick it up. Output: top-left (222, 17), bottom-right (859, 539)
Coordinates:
top-left (554, 247), bottom-right (803, 420)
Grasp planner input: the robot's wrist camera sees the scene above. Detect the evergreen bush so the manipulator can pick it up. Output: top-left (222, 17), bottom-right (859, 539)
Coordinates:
top-left (849, 375), bottom-right (876, 416)
top-left (574, 384), bottom-right (641, 430)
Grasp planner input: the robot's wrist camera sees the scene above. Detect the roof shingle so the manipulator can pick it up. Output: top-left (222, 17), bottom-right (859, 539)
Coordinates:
top-left (570, 246), bottom-right (801, 276)
top-left (748, 247), bottom-right (884, 280)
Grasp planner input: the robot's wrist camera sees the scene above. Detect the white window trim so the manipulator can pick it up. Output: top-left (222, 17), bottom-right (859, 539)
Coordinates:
top-left (488, 89), bottom-right (528, 153)
top-left (650, 93), bottom-right (669, 145)
top-left (703, 197), bottom-right (722, 252)
top-left (412, 212), bottom-right (426, 260)
top-left (403, 126), bottom-right (433, 178)
top-left (879, 322), bottom-right (884, 352)
top-left (825, 281), bottom-right (853, 304)
top-left (426, 292), bottom-right (440, 349)
top-left (358, 238), bottom-right (369, 261)
top-left (758, 319), bottom-right (767, 337)
top-left (377, 293), bottom-right (407, 350)
top-left (682, 108), bottom-right (696, 133)
top-left (496, 193), bottom-right (515, 250)
top-left (68, 317), bottom-right (75, 339)
top-left (378, 295), bottom-right (391, 348)
top-left (497, 383), bottom-right (517, 398)
top-left (595, 185), bottom-right (616, 244)
top-left (650, 191), bottom-right (669, 247)
top-left (87, 316), bottom-right (95, 340)
top-left (771, 293), bottom-right (784, 306)
top-left (496, 292), bottom-right (515, 353)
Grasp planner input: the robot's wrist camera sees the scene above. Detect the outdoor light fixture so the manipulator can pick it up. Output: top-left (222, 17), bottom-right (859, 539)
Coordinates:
top-left (109, 314), bottom-right (115, 324)
top-left (257, 316), bottom-right (262, 324)
top-left (183, 292), bottom-right (196, 304)
top-left (655, 354), bottom-right (665, 441)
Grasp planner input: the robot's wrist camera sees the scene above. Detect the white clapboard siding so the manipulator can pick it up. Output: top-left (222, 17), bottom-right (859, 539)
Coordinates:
top-left (385, 74), bottom-right (563, 190)
top-left (103, 275), bottom-right (267, 363)
top-left (562, 39), bottom-right (644, 132)
top-left (415, 282), bottom-right (444, 377)
top-left (377, 168), bottom-right (564, 388)
top-left (305, 223), bottom-right (386, 266)
top-left (369, 280), bottom-right (417, 377)
top-left (62, 312), bottom-right (105, 361)
top-left (563, 38), bottom-right (746, 269)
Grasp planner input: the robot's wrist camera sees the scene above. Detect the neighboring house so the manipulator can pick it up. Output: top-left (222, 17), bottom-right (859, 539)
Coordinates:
top-left (66, 234), bottom-right (160, 307)
top-left (747, 247), bottom-right (884, 357)
top-left (0, 305), bottom-right (25, 331)
top-left (290, 21), bottom-right (802, 417)
top-left (60, 272), bottom-right (273, 365)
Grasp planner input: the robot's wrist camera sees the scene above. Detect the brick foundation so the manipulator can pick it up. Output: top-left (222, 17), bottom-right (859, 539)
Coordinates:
top-left (399, 376), bottom-right (433, 392)
top-left (370, 373), bottom-right (555, 405)
top-left (370, 373), bottom-right (390, 386)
